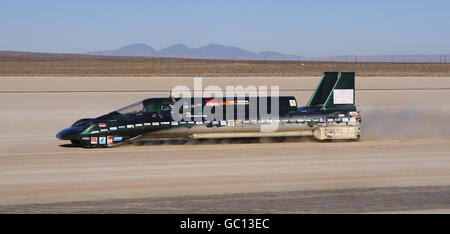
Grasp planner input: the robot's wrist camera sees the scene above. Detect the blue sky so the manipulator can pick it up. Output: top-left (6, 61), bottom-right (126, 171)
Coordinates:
top-left (1, 0), bottom-right (449, 56)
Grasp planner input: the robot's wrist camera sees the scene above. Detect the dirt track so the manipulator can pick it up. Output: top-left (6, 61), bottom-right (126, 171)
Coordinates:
top-left (0, 76), bottom-right (449, 213)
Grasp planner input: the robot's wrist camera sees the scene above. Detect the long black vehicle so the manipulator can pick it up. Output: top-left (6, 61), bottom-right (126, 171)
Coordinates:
top-left (57, 72), bottom-right (361, 147)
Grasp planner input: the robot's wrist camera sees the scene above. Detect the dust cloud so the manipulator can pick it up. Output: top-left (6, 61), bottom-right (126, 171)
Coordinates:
top-left (362, 105), bottom-right (450, 140)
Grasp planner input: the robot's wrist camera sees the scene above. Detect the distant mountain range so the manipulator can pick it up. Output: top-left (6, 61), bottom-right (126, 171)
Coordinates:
top-left (85, 43), bottom-right (450, 63)
top-left (86, 43), bottom-right (304, 60)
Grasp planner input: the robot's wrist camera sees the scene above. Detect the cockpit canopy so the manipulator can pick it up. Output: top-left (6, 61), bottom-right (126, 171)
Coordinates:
top-left (114, 98), bottom-right (173, 115)
top-left (115, 101), bottom-right (144, 115)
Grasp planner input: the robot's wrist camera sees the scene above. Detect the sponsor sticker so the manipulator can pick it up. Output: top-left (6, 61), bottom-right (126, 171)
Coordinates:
top-left (179, 121), bottom-right (187, 125)
top-left (135, 123), bottom-right (143, 127)
top-left (204, 121), bottom-right (212, 124)
top-left (212, 121), bottom-right (220, 125)
top-left (100, 129), bottom-right (108, 132)
top-left (171, 122), bottom-right (179, 126)
top-left (333, 89), bottom-right (354, 104)
top-left (126, 125), bottom-right (134, 128)
top-left (109, 126), bottom-right (117, 131)
top-left (152, 122), bottom-right (160, 126)
top-left (342, 118), bottom-right (349, 122)
top-left (235, 120), bottom-right (242, 126)
top-left (186, 113), bottom-right (207, 118)
top-left (98, 123), bottom-right (106, 128)
top-left (235, 100), bottom-right (249, 105)
top-left (90, 130), bottom-right (99, 134)
top-left (220, 121), bottom-right (227, 126)
top-left (205, 99), bottom-right (221, 107)
top-left (296, 119), bottom-right (305, 123)
top-left (188, 121), bottom-right (195, 124)
top-left (196, 121), bottom-right (203, 125)
top-left (107, 137), bottom-right (113, 144)
top-left (113, 137), bottom-right (123, 142)
top-left (118, 126), bottom-right (126, 129)
top-left (222, 100), bottom-right (235, 106)
top-left (227, 120), bottom-right (235, 127)
top-left (90, 137), bottom-right (98, 144)
top-left (243, 120), bottom-right (250, 124)
top-left (161, 122), bottom-right (170, 125)
top-left (183, 101), bottom-right (189, 109)
top-left (289, 100), bottom-right (297, 107)
top-left (81, 137), bottom-right (90, 140)
top-left (349, 112), bottom-right (360, 118)
top-left (99, 137), bottom-right (106, 145)
top-left (144, 123), bottom-right (151, 126)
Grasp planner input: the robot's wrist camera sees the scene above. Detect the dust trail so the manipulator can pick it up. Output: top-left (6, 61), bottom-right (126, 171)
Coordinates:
top-left (362, 105), bottom-right (450, 140)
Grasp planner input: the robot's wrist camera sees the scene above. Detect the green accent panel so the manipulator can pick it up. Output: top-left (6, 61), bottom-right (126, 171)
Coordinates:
top-left (307, 72), bottom-right (339, 107)
top-left (321, 72), bottom-right (355, 111)
top-left (333, 72), bottom-right (355, 89)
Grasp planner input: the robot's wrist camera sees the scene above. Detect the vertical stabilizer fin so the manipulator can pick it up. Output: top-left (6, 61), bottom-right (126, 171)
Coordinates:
top-left (321, 72), bottom-right (355, 110)
top-left (307, 72), bottom-right (339, 107)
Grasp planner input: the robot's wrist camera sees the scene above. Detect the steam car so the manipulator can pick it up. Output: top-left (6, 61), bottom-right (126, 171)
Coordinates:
top-left (57, 72), bottom-right (361, 147)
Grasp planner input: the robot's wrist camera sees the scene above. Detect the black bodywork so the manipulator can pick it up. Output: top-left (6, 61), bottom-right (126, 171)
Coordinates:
top-left (57, 72), bottom-right (361, 147)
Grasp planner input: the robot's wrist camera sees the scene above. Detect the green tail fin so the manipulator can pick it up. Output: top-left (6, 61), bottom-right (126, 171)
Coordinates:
top-left (307, 72), bottom-right (339, 107)
top-left (321, 72), bottom-right (355, 110)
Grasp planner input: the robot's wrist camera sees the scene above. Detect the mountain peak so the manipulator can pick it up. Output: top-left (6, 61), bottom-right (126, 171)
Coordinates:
top-left (159, 44), bottom-right (191, 57)
top-left (172, 43), bottom-right (189, 48)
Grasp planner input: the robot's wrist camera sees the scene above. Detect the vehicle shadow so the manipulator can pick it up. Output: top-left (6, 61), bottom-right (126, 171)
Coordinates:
top-left (59, 143), bottom-right (83, 148)
top-left (129, 137), bottom-right (316, 146)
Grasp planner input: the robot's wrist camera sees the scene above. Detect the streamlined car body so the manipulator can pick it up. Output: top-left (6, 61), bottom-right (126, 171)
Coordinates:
top-left (57, 72), bottom-right (361, 147)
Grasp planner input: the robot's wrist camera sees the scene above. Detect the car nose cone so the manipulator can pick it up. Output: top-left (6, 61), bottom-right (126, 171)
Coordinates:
top-left (56, 128), bottom-right (71, 140)
top-left (56, 126), bottom-right (84, 140)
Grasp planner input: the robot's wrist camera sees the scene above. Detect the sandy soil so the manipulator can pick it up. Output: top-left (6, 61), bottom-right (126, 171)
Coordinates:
top-left (0, 76), bottom-right (449, 213)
